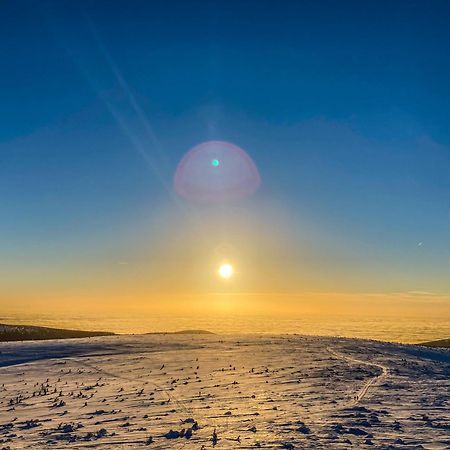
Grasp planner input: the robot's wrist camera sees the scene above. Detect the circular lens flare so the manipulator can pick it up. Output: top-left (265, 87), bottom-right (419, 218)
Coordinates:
top-left (218, 263), bottom-right (234, 279)
top-left (174, 141), bottom-right (260, 203)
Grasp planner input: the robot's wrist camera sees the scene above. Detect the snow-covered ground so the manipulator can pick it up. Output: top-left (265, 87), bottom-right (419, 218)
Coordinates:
top-left (0, 334), bottom-right (449, 449)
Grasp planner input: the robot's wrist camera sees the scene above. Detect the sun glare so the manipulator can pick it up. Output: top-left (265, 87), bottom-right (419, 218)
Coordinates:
top-left (218, 263), bottom-right (234, 279)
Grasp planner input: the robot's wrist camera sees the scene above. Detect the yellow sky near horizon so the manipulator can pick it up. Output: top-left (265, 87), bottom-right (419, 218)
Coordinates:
top-left (2, 202), bottom-right (449, 327)
top-left (2, 290), bottom-right (449, 321)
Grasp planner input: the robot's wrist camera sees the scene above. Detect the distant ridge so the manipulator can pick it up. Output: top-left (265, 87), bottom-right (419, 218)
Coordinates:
top-left (145, 329), bottom-right (215, 335)
top-left (0, 323), bottom-right (115, 342)
top-left (419, 338), bottom-right (450, 349)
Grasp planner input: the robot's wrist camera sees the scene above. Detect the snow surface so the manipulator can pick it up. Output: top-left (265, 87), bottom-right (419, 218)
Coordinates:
top-left (0, 334), bottom-right (449, 449)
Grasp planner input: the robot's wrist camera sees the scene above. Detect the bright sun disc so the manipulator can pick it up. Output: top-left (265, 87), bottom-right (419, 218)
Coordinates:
top-left (218, 263), bottom-right (233, 279)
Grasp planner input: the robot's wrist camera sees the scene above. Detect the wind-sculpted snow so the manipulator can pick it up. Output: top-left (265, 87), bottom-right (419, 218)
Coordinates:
top-left (0, 334), bottom-right (449, 449)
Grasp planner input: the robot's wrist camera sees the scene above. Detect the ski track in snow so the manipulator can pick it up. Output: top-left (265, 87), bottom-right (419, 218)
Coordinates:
top-left (0, 334), bottom-right (449, 449)
top-left (327, 347), bottom-right (389, 407)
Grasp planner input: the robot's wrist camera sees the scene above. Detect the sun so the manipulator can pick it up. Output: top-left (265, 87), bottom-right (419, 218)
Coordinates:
top-left (218, 263), bottom-right (234, 279)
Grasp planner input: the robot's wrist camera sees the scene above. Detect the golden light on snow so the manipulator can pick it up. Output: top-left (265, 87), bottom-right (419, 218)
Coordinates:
top-left (218, 263), bottom-right (234, 279)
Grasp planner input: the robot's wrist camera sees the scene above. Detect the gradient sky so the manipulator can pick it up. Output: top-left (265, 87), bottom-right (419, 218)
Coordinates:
top-left (1, 0), bottom-right (450, 320)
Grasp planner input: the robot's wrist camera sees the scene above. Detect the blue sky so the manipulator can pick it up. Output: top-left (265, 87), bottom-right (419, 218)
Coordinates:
top-left (1, 0), bottom-right (450, 299)
top-left (2, 0), bottom-right (450, 142)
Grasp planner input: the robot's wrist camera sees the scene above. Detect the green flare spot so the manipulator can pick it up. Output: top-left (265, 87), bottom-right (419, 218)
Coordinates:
top-left (211, 159), bottom-right (220, 167)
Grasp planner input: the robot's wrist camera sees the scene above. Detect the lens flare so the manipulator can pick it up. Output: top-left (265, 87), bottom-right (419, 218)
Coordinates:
top-left (174, 141), bottom-right (260, 203)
